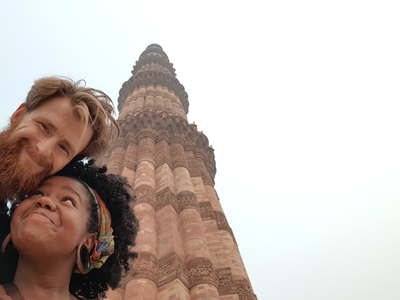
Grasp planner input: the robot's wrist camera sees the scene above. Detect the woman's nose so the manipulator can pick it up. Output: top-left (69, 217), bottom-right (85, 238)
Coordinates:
top-left (35, 196), bottom-right (56, 211)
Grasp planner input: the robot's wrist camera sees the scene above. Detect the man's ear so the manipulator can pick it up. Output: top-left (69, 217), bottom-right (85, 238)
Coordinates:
top-left (11, 103), bottom-right (27, 124)
top-left (83, 233), bottom-right (97, 252)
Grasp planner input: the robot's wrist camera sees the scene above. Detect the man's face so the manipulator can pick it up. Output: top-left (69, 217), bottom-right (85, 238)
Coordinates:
top-left (0, 96), bottom-right (93, 199)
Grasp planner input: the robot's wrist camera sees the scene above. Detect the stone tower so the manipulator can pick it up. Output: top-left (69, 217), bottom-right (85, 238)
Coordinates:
top-left (99, 44), bottom-right (257, 300)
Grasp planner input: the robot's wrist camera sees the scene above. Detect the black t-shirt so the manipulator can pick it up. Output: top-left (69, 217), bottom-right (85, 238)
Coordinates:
top-left (0, 201), bottom-right (10, 243)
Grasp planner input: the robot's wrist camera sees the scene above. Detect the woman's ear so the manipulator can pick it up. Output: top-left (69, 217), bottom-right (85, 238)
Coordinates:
top-left (11, 103), bottom-right (27, 124)
top-left (83, 233), bottom-right (97, 252)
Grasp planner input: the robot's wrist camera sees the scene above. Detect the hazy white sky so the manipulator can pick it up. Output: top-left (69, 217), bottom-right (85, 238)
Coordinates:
top-left (1, 1), bottom-right (400, 299)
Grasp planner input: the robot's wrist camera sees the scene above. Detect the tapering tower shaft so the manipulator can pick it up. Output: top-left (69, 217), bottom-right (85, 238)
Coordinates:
top-left (99, 44), bottom-right (257, 300)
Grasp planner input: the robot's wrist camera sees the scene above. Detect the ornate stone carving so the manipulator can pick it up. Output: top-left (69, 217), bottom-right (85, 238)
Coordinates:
top-left (154, 153), bottom-right (171, 168)
top-left (134, 188), bottom-right (156, 207)
top-left (171, 155), bottom-right (186, 162)
top-left (131, 252), bottom-right (158, 283)
top-left (215, 212), bottom-right (237, 243)
top-left (169, 142), bottom-right (183, 150)
top-left (187, 258), bottom-right (217, 289)
top-left (139, 137), bottom-right (154, 145)
top-left (155, 187), bottom-right (178, 212)
top-left (187, 157), bottom-right (204, 177)
top-left (216, 268), bottom-right (236, 295)
top-left (158, 252), bottom-right (188, 287)
top-left (176, 191), bottom-right (199, 213)
top-left (118, 111), bottom-right (216, 182)
top-left (237, 282), bottom-right (258, 300)
top-left (199, 202), bottom-right (213, 219)
top-left (216, 269), bottom-right (258, 300)
top-left (198, 202), bottom-right (236, 243)
top-left (137, 137), bottom-right (155, 161)
top-left (201, 171), bottom-right (213, 186)
top-left (171, 154), bottom-right (188, 169)
top-left (138, 149), bottom-right (154, 160)
top-left (214, 211), bottom-right (229, 231)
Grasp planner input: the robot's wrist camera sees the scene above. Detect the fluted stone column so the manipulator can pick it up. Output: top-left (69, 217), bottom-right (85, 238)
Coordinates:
top-left (169, 142), bottom-right (220, 300)
top-left (124, 278), bottom-right (158, 300)
top-left (126, 203), bottom-right (158, 300)
top-left (153, 139), bottom-right (190, 298)
top-left (107, 141), bottom-right (126, 174)
top-left (120, 141), bottom-right (138, 188)
top-left (126, 136), bottom-right (158, 299)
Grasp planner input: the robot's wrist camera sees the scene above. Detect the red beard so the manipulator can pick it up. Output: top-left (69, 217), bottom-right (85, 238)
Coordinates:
top-left (0, 125), bottom-right (52, 200)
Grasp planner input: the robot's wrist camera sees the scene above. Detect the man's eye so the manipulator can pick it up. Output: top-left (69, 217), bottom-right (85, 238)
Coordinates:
top-left (59, 144), bottom-right (69, 154)
top-left (40, 123), bottom-right (49, 134)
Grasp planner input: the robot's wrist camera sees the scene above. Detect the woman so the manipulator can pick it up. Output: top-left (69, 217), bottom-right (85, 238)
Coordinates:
top-left (0, 159), bottom-right (139, 300)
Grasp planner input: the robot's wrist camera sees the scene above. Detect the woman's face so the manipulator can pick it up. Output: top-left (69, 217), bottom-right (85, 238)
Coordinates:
top-left (11, 176), bottom-right (95, 256)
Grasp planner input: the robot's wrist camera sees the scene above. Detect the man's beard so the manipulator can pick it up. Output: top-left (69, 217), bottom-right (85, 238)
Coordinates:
top-left (0, 125), bottom-right (52, 200)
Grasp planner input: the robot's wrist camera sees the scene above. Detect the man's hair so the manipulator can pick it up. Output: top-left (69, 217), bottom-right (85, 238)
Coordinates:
top-left (0, 159), bottom-right (139, 299)
top-left (25, 76), bottom-right (120, 158)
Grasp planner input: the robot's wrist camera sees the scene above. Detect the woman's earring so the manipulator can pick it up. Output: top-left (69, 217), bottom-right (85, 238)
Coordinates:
top-left (76, 244), bottom-right (91, 274)
top-left (1, 234), bottom-right (12, 253)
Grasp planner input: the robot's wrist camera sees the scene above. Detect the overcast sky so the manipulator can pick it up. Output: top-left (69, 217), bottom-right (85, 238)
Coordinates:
top-left (1, 1), bottom-right (400, 299)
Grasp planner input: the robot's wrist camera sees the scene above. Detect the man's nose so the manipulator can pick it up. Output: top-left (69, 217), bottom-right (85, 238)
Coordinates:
top-left (36, 138), bottom-right (55, 157)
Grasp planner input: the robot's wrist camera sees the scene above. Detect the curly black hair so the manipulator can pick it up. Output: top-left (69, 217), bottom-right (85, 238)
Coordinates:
top-left (0, 159), bottom-right (139, 299)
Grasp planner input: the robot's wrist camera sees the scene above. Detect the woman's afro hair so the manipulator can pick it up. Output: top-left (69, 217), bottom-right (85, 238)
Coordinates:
top-left (55, 159), bottom-right (139, 299)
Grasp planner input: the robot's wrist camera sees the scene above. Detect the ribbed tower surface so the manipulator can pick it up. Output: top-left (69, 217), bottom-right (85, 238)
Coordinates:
top-left (99, 44), bottom-right (257, 300)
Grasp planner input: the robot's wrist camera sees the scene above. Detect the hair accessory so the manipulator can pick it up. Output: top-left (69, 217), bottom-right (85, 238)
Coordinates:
top-left (75, 180), bottom-right (115, 273)
top-left (89, 189), bottom-right (115, 269)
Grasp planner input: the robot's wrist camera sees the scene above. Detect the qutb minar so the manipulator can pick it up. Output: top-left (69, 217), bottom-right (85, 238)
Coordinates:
top-left (98, 44), bottom-right (257, 300)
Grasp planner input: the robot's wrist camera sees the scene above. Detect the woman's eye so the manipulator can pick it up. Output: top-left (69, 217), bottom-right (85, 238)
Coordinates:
top-left (25, 191), bottom-right (43, 200)
top-left (30, 191), bottom-right (43, 197)
top-left (63, 198), bottom-right (75, 206)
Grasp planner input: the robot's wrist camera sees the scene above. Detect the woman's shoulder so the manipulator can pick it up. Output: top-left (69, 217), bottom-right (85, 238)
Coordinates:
top-left (0, 284), bottom-right (12, 300)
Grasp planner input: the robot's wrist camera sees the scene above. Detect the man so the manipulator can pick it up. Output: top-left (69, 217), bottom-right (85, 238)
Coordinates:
top-left (0, 76), bottom-right (120, 240)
